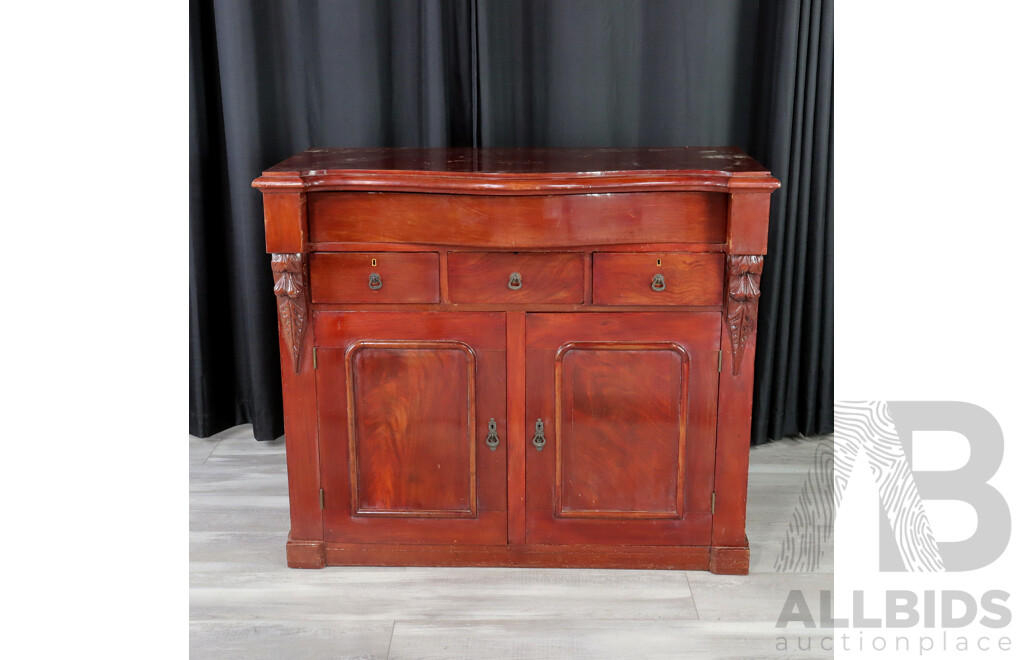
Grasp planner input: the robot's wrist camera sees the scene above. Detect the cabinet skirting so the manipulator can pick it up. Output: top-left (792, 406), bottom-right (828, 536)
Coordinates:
top-left (287, 536), bottom-right (750, 574)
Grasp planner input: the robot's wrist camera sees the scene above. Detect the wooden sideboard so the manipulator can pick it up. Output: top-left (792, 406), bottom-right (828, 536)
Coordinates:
top-left (253, 147), bottom-right (779, 574)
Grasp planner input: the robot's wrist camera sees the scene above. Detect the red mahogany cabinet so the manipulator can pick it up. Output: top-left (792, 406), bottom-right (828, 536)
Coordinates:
top-left (253, 147), bottom-right (779, 574)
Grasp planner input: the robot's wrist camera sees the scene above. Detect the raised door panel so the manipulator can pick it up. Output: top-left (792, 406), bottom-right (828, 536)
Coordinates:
top-left (348, 341), bottom-right (476, 517)
top-left (316, 312), bottom-right (506, 545)
top-left (555, 343), bottom-right (686, 519)
top-left (525, 312), bottom-right (720, 546)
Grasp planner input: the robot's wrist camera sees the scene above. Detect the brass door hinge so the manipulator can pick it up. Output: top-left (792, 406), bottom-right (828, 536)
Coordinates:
top-left (717, 350), bottom-right (722, 373)
top-left (319, 488), bottom-right (325, 509)
top-left (711, 493), bottom-right (716, 515)
top-left (313, 347), bottom-right (318, 369)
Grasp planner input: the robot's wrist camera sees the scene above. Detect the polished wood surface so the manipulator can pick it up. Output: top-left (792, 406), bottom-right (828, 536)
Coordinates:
top-left (310, 252), bottom-right (439, 303)
top-left (555, 343), bottom-right (687, 519)
top-left (308, 192), bottom-right (728, 248)
top-left (448, 252), bottom-right (585, 304)
top-left (592, 252), bottom-right (724, 306)
top-left (347, 341), bottom-right (477, 517)
top-left (525, 313), bottom-right (718, 547)
top-left (316, 312), bottom-right (507, 546)
top-left (254, 147), bottom-right (778, 573)
top-left (252, 147), bottom-right (780, 195)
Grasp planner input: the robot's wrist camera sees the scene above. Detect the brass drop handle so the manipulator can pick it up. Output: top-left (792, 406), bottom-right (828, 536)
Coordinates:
top-left (508, 272), bottom-right (523, 290)
top-left (368, 272), bottom-right (383, 290)
top-left (651, 273), bottom-right (666, 292)
top-left (485, 418), bottom-right (500, 451)
top-left (531, 418), bottom-right (546, 452)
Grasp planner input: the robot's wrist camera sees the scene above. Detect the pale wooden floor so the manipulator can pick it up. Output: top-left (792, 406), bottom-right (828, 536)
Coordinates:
top-left (190, 427), bottom-right (833, 659)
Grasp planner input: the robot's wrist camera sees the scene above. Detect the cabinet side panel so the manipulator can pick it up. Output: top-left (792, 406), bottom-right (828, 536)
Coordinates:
top-left (264, 193), bottom-right (306, 253)
top-left (280, 318), bottom-right (321, 543)
top-left (726, 193), bottom-right (771, 255)
top-left (713, 316), bottom-right (756, 549)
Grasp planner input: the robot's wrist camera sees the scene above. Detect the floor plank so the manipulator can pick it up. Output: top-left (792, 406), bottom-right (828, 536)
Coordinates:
top-left (189, 620), bottom-right (394, 660)
top-left (387, 620), bottom-right (832, 660)
top-left (191, 567), bottom-right (698, 622)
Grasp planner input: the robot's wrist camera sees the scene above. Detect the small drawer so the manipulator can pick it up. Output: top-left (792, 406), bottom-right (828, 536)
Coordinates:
top-left (448, 252), bottom-right (585, 304)
top-left (592, 253), bottom-right (724, 306)
top-left (310, 252), bottom-right (440, 303)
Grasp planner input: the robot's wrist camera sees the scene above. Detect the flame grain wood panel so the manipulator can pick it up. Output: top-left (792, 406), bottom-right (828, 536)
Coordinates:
top-left (447, 252), bottom-right (585, 304)
top-left (254, 147), bottom-right (778, 573)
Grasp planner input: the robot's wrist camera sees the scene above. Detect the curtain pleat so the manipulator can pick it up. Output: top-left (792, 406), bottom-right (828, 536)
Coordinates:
top-left (189, 0), bottom-right (833, 444)
top-left (749, 0), bottom-right (834, 444)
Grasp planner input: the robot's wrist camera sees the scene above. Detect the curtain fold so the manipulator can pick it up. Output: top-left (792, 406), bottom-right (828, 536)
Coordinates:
top-left (749, 0), bottom-right (834, 444)
top-left (189, 0), bottom-right (474, 440)
top-left (189, 0), bottom-right (833, 444)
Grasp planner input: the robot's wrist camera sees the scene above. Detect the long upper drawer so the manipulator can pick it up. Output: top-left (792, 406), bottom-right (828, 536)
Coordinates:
top-left (308, 192), bottom-right (727, 247)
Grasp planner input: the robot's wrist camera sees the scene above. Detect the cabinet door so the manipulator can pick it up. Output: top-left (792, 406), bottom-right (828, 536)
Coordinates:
top-left (525, 312), bottom-right (720, 546)
top-left (316, 312), bottom-right (507, 545)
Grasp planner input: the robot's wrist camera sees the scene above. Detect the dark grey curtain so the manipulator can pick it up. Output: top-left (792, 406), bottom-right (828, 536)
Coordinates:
top-left (189, 0), bottom-right (833, 444)
top-left (749, 0), bottom-right (833, 443)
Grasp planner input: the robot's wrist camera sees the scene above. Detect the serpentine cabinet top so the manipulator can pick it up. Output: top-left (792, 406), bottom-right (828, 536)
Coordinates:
top-left (252, 147), bottom-right (780, 195)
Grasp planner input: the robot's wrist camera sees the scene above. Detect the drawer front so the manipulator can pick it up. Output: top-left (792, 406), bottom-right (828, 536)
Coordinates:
top-left (310, 252), bottom-right (440, 303)
top-left (448, 252), bottom-right (585, 304)
top-left (308, 192), bottom-right (727, 247)
top-left (592, 253), bottom-right (724, 306)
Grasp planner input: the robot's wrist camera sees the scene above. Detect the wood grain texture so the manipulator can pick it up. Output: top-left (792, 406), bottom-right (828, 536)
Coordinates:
top-left (709, 544), bottom-right (750, 575)
top-left (270, 255), bottom-right (321, 550)
top-left (307, 192), bottom-right (728, 247)
top-left (314, 311), bottom-right (507, 351)
top-left (506, 312), bottom-right (527, 544)
top-left (255, 147), bottom-right (777, 573)
top-left (323, 543), bottom-right (712, 570)
top-left (448, 252), bottom-right (584, 303)
top-left (713, 310), bottom-right (759, 551)
top-left (525, 313), bottom-right (719, 546)
top-left (310, 252), bottom-right (439, 304)
top-left (592, 252), bottom-right (725, 306)
top-left (286, 538), bottom-right (325, 569)
top-left (727, 192), bottom-right (773, 254)
top-left (346, 341), bottom-right (477, 517)
top-left (554, 343), bottom-right (687, 519)
top-left (262, 192), bottom-right (306, 253)
top-left (316, 313), bottom-right (507, 547)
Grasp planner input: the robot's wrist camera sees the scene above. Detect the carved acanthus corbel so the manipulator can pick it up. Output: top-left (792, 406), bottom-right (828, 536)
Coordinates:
top-left (726, 255), bottom-right (763, 376)
top-left (272, 253), bottom-right (308, 373)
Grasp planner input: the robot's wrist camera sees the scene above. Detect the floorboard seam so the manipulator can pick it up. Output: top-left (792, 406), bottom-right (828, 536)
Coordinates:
top-left (385, 620), bottom-right (396, 659)
top-left (684, 571), bottom-right (701, 621)
top-left (202, 438), bottom-right (222, 465)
